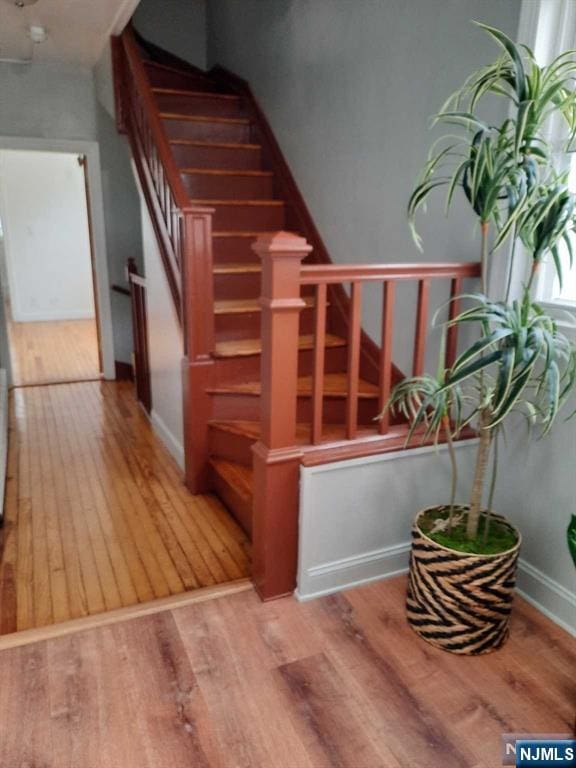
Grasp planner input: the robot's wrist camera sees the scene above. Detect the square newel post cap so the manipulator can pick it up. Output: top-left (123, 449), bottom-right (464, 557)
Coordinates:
top-left (251, 231), bottom-right (313, 261)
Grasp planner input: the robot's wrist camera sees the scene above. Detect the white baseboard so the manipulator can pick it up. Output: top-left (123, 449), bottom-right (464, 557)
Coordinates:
top-left (150, 409), bottom-right (184, 470)
top-left (295, 541), bottom-right (411, 602)
top-left (516, 558), bottom-right (576, 638)
top-left (296, 543), bottom-right (576, 638)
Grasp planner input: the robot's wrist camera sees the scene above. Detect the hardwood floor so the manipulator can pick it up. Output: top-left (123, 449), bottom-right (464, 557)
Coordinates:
top-left (0, 576), bottom-right (572, 767)
top-left (8, 316), bottom-right (100, 386)
top-left (0, 380), bottom-right (250, 635)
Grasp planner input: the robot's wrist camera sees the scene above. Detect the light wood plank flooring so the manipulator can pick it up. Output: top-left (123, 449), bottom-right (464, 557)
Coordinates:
top-left (8, 316), bottom-right (100, 386)
top-left (0, 577), bottom-right (573, 767)
top-left (0, 380), bottom-right (250, 635)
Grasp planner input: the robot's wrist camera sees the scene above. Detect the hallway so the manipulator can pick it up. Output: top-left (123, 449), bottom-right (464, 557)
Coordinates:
top-left (0, 380), bottom-right (250, 636)
top-left (7, 315), bottom-right (100, 387)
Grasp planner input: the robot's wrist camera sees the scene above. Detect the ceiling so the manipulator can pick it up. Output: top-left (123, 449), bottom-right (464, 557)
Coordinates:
top-left (0, 0), bottom-right (141, 66)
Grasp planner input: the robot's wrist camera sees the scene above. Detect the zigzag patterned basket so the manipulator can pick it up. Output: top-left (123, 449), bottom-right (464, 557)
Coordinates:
top-left (406, 507), bottom-right (521, 655)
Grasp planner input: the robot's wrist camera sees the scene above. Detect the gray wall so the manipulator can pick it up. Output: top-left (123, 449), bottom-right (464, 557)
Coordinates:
top-left (207, 0), bottom-right (521, 371)
top-left (133, 0), bottom-right (208, 69)
top-left (0, 61), bottom-right (97, 140)
top-left (93, 43), bottom-right (143, 364)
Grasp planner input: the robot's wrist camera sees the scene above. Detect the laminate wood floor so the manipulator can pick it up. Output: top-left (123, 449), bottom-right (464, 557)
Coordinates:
top-left (0, 380), bottom-right (250, 635)
top-left (0, 576), bottom-right (573, 768)
top-left (8, 316), bottom-right (100, 386)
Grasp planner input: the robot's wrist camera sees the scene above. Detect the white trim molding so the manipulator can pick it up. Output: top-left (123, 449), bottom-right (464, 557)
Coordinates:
top-left (0, 136), bottom-right (116, 382)
top-left (295, 541), bottom-right (411, 602)
top-left (150, 409), bottom-right (185, 470)
top-left (297, 540), bottom-right (576, 637)
top-left (516, 558), bottom-right (576, 638)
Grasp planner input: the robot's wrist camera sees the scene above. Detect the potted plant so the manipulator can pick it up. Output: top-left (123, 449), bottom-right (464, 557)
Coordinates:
top-left (384, 23), bottom-right (576, 655)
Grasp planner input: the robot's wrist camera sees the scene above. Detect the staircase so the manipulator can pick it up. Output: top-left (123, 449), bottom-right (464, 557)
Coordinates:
top-left (113, 28), bottom-right (480, 600)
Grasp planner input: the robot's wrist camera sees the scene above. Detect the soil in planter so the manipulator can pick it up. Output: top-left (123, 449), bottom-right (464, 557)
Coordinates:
top-left (419, 506), bottom-right (518, 555)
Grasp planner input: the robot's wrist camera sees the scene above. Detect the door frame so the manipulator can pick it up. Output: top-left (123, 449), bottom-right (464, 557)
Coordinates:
top-left (0, 136), bottom-right (115, 382)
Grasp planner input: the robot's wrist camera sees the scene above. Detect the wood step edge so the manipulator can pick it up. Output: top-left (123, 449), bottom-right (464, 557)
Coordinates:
top-left (191, 199), bottom-right (284, 206)
top-left (153, 87), bottom-right (240, 100)
top-left (170, 139), bottom-right (261, 150)
top-left (213, 334), bottom-right (346, 359)
top-left (161, 112), bottom-right (249, 125)
top-left (214, 297), bottom-right (315, 315)
top-left (207, 382), bottom-right (379, 398)
top-left (181, 168), bottom-right (273, 177)
top-left (209, 420), bottom-right (261, 439)
top-left (213, 263), bottom-right (262, 274)
top-left (144, 60), bottom-right (214, 79)
top-left (213, 231), bottom-right (269, 238)
top-left (209, 458), bottom-right (254, 500)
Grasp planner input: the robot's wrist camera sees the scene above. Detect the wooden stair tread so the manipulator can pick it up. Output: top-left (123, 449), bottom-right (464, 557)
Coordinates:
top-left (214, 333), bottom-right (345, 359)
top-left (213, 263), bottom-right (261, 275)
top-left (213, 231), bottom-right (268, 238)
top-left (208, 372), bottom-right (378, 397)
top-left (170, 139), bottom-right (261, 150)
top-left (144, 60), bottom-right (213, 78)
top-left (161, 113), bottom-right (250, 125)
top-left (209, 420), bottom-right (396, 444)
top-left (191, 199), bottom-right (284, 206)
top-left (153, 88), bottom-right (240, 101)
top-left (181, 168), bottom-right (273, 177)
top-left (209, 459), bottom-right (253, 501)
top-left (214, 297), bottom-right (315, 315)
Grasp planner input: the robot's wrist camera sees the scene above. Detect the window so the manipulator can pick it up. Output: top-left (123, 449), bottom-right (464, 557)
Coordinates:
top-left (518, 0), bottom-right (576, 308)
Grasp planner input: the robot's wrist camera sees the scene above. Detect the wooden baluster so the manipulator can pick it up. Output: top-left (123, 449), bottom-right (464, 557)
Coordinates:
top-left (346, 282), bottom-right (362, 440)
top-left (412, 279), bottom-right (430, 376)
top-left (251, 232), bottom-right (312, 600)
top-left (181, 207), bottom-right (216, 493)
top-left (379, 280), bottom-right (395, 434)
top-left (445, 276), bottom-right (462, 370)
top-left (312, 283), bottom-right (327, 445)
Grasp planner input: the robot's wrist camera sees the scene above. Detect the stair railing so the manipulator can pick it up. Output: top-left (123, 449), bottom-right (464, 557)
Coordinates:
top-left (113, 27), bottom-right (215, 492)
top-left (252, 231), bottom-right (481, 599)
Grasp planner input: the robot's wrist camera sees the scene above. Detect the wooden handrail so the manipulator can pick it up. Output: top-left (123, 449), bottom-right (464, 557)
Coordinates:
top-left (121, 26), bottom-right (189, 210)
top-left (300, 262), bottom-right (481, 285)
top-left (113, 27), bottom-right (216, 493)
top-left (257, 231), bottom-right (481, 452)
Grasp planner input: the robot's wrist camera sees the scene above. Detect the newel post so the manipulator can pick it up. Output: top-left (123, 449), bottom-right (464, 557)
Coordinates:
top-left (181, 206), bottom-right (215, 493)
top-left (251, 231), bottom-right (312, 600)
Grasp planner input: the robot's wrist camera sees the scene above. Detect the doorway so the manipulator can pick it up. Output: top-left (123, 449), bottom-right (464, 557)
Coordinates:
top-left (0, 149), bottom-right (101, 387)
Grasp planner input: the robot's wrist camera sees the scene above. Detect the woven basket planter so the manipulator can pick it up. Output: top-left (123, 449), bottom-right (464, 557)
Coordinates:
top-left (406, 506), bottom-right (521, 655)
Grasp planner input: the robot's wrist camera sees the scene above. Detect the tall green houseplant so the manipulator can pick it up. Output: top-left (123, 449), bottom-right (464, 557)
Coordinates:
top-left (386, 24), bottom-right (576, 655)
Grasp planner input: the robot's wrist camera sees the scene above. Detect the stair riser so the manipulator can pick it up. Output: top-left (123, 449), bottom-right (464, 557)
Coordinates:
top-left (215, 310), bottom-right (316, 340)
top-left (209, 466), bottom-right (252, 535)
top-left (214, 272), bottom-right (261, 300)
top-left (212, 347), bottom-right (348, 384)
top-left (171, 143), bottom-right (263, 171)
top-left (145, 66), bottom-right (218, 91)
top-left (163, 118), bottom-right (251, 143)
top-left (210, 204), bottom-right (285, 230)
top-left (155, 93), bottom-right (244, 118)
top-left (211, 394), bottom-right (380, 424)
top-left (181, 173), bottom-right (274, 200)
top-left (209, 428), bottom-right (254, 466)
top-left (213, 237), bottom-right (260, 263)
